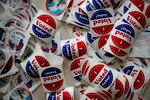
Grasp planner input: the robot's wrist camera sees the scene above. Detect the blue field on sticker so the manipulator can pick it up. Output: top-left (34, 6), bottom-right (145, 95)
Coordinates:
top-left (91, 10), bottom-right (112, 20)
top-left (87, 32), bottom-right (98, 44)
top-left (86, 1), bottom-right (95, 11)
top-left (62, 41), bottom-right (73, 60)
top-left (48, 92), bottom-right (56, 100)
top-left (41, 67), bottom-right (61, 77)
top-left (26, 61), bottom-right (39, 78)
top-left (124, 6), bottom-right (129, 14)
top-left (123, 66), bottom-right (134, 75)
top-left (75, 13), bottom-right (89, 25)
top-left (100, 71), bottom-right (113, 88)
top-left (74, 75), bottom-right (82, 81)
top-left (32, 24), bottom-right (51, 38)
top-left (93, 0), bottom-right (105, 9)
top-left (115, 24), bottom-right (135, 37)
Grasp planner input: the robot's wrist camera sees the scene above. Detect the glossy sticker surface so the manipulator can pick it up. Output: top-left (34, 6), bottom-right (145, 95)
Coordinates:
top-left (40, 67), bottom-right (64, 91)
top-left (62, 38), bottom-right (87, 60)
top-left (90, 9), bottom-right (114, 35)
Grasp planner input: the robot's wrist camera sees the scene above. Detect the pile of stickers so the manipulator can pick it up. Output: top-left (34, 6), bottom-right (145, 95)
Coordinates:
top-left (0, 0), bottom-right (150, 100)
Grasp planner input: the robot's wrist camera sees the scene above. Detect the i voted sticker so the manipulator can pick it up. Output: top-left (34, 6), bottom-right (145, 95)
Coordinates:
top-left (25, 61), bottom-right (39, 78)
top-left (0, 48), bottom-right (17, 78)
top-left (129, 11), bottom-right (146, 28)
top-left (68, 6), bottom-right (89, 28)
top-left (104, 42), bottom-right (127, 60)
top-left (120, 0), bottom-right (145, 15)
top-left (62, 87), bottom-right (74, 100)
top-left (21, 52), bottom-right (50, 78)
top-left (122, 11), bottom-right (146, 33)
top-left (123, 66), bottom-right (145, 91)
top-left (74, 7), bottom-right (89, 27)
top-left (112, 24), bottom-right (135, 49)
top-left (70, 58), bottom-right (83, 82)
top-left (104, 20), bottom-right (138, 61)
top-left (62, 38), bottom-right (87, 60)
top-left (89, 8), bottom-right (115, 35)
top-left (86, 63), bottom-right (118, 90)
top-left (39, 66), bottom-right (66, 92)
top-left (87, 34), bottom-right (110, 51)
top-left (32, 15), bottom-right (55, 38)
top-left (123, 61), bottom-right (146, 93)
top-left (29, 10), bottom-right (59, 43)
top-left (81, 60), bottom-right (90, 77)
top-left (21, 56), bottom-right (40, 78)
top-left (75, 13), bottom-right (89, 25)
top-left (6, 28), bottom-right (30, 58)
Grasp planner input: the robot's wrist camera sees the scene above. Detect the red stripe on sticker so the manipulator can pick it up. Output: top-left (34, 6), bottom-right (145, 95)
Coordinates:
top-left (114, 79), bottom-right (124, 99)
top-left (77, 40), bottom-right (87, 57)
top-left (111, 35), bottom-right (131, 49)
top-left (89, 64), bottom-right (104, 83)
top-left (37, 14), bottom-right (56, 29)
top-left (124, 76), bottom-right (130, 95)
top-left (92, 24), bottom-right (114, 35)
top-left (62, 91), bottom-right (72, 100)
top-left (70, 58), bottom-right (83, 71)
top-left (86, 93), bottom-right (104, 100)
top-left (134, 70), bottom-right (145, 90)
top-left (43, 79), bottom-right (63, 91)
top-left (35, 56), bottom-right (50, 67)
top-left (130, 0), bottom-right (145, 11)
top-left (98, 34), bottom-right (110, 49)
top-left (110, 45), bottom-right (127, 56)
top-left (82, 60), bottom-right (89, 76)
top-left (129, 11), bottom-right (146, 28)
